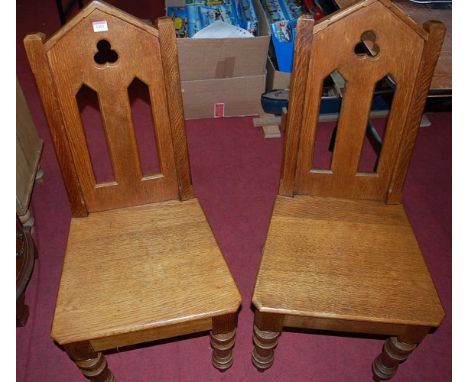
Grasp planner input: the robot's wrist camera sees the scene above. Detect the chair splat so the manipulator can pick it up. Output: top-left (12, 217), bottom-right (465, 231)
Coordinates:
top-left (24, 3), bottom-right (194, 215)
top-left (280, 0), bottom-right (445, 203)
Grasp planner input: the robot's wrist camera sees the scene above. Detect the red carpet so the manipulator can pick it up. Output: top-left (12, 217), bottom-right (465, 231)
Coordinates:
top-left (16, 0), bottom-right (451, 381)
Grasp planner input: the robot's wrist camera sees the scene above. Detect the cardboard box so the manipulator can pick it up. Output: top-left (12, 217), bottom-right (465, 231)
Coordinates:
top-left (181, 74), bottom-right (265, 119)
top-left (254, 1), bottom-right (292, 91)
top-left (176, 37), bottom-right (269, 81)
top-left (166, 0), bottom-right (271, 119)
top-left (266, 55), bottom-right (291, 90)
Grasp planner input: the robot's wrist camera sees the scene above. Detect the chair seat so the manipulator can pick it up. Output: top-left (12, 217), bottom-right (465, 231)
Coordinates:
top-left (253, 195), bottom-right (444, 328)
top-left (52, 198), bottom-right (241, 345)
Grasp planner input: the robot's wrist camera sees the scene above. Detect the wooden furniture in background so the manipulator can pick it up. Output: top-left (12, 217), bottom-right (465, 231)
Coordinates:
top-left (24, 2), bottom-right (241, 380)
top-left (16, 78), bottom-right (43, 227)
top-left (393, 0), bottom-right (451, 92)
top-left (251, 1), bottom-right (445, 380)
top-left (16, 215), bottom-right (36, 327)
top-left (334, 0), bottom-right (451, 92)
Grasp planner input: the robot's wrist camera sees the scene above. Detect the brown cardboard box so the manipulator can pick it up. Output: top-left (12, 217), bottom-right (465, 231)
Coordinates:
top-left (181, 74), bottom-right (265, 119)
top-left (266, 56), bottom-right (291, 90)
top-left (253, 0), bottom-right (299, 91)
top-left (257, 0), bottom-right (291, 92)
top-left (166, 0), bottom-right (271, 119)
top-left (177, 37), bottom-right (269, 81)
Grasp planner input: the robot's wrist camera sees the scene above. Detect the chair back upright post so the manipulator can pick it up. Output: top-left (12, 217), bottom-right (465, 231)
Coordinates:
top-left (279, 0), bottom-right (445, 204)
top-left (279, 15), bottom-right (315, 197)
top-left (24, 1), bottom-right (193, 217)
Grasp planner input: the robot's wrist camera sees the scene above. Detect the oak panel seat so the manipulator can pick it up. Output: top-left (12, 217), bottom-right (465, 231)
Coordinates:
top-left (253, 195), bottom-right (444, 328)
top-left (52, 199), bottom-right (241, 346)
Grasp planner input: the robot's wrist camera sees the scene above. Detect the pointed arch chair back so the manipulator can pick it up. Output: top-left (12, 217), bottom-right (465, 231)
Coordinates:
top-left (279, 0), bottom-right (445, 203)
top-left (24, 1), bottom-right (193, 216)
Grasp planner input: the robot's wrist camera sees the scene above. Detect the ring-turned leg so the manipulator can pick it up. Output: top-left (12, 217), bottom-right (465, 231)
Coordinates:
top-left (252, 310), bottom-right (283, 370)
top-left (64, 342), bottom-right (115, 382)
top-left (373, 337), bottom-right (416, 380)
top-left (211, 313), bottom-right (238, 370)
top-left (373, 327), bottom-right (429, 380)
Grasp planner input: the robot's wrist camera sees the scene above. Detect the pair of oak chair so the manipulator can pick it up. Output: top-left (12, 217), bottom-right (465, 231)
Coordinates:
top-left (24, 0), bottom-right (445, 380)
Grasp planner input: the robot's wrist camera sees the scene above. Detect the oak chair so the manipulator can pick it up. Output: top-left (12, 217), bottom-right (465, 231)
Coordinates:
top-left (24, 2), bottom-right (241, 380)
top-left (251, 0), bottom-right (445, 379)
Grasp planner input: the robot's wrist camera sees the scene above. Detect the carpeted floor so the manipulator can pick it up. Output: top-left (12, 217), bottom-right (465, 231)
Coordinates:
top-left (16, 0), bottom-right (451, 381)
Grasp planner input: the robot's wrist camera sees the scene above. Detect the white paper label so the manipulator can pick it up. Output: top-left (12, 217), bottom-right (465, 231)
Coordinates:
top-left (92, 21), bottom-right (108, 33)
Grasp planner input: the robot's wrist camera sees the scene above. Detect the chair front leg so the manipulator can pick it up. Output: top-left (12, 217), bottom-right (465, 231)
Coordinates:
top-left (373, 327), bottom-right (429, 380)
top-left (252, 310), bottom-right (284, 370)
top-left (64, 341), bottom-right (115, 382)
top-left (211, 313), bottom-right (238, 370)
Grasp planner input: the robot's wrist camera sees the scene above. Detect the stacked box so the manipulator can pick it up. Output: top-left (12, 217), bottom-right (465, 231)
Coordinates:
top-left (165, 0), bottom-right (270, 119)
top-left (236, 0), bottom-right (259, 35)
top-left (168, 0), bottom-right (258, 38)
top-left (257, 0), bottom-right (326, 91)
top-left (260, 0), bottom-right (304, 72)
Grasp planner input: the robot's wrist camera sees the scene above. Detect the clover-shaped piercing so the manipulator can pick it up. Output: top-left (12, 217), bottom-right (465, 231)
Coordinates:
top-left (94, 39), bottom-right (119, 65)
top-left (354, 30), bottom-right (380, 58)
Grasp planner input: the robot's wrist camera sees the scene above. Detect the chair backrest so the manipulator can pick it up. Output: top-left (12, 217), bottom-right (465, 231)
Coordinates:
top-left (279, 0), bottom-right (445, 203)
top-left (24, 1), bottom-right (193, 217)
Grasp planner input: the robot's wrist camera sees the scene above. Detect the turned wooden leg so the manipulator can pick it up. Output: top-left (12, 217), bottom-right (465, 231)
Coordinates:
top-left (373, 327), bottom-right (429, 381)
top-left (252, 310), bottom-right (283, 370)
top-left (252, 325), bottom-right (281, 370)
top-left (372, 326), bottom-right (430, 380)
top-left (64, 342), bottom-right (115, 382)
top-left (16, 293), bottom-right (29, 327)
top-left (373, 337), bottom-right (417, 380)
top-left (210, 313), bottom-right (237, 370)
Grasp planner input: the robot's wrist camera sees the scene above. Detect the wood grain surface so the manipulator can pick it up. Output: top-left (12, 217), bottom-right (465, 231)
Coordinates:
top-left (158, 17), bottom-right (195, 201)
top-left (334, 0), bottom-right (451, 90)
top-left (46, 6), bottom-right (179, 211)
top-left (253, 195), bottom-right (445, 327)
top-left (52, 198), bottom-right (241, 345)
top-left (386, 20), bottom-right (446, 203)
top-left (296, 0), bottom-right (428, 201)
top-left (278, 15), bottom-right (314, 196)
top-left (24, 33), bottom-right (88, 217)
top-left (26, 1), bottom-right (241, 374)
top-left (24, 1), bottom-right (199, 214)
top-left (252, 2), bottom-right (445, 377)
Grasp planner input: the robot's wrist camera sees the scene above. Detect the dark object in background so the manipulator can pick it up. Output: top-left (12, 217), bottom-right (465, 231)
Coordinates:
top-left (16, 216), bottom-right (36, 327)
top-left (261, 89), bottom-right (289, 115)
top-left (407, 0), bottom-right (451, 10)
top-left (56, 0), bottom-right (84, 25)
